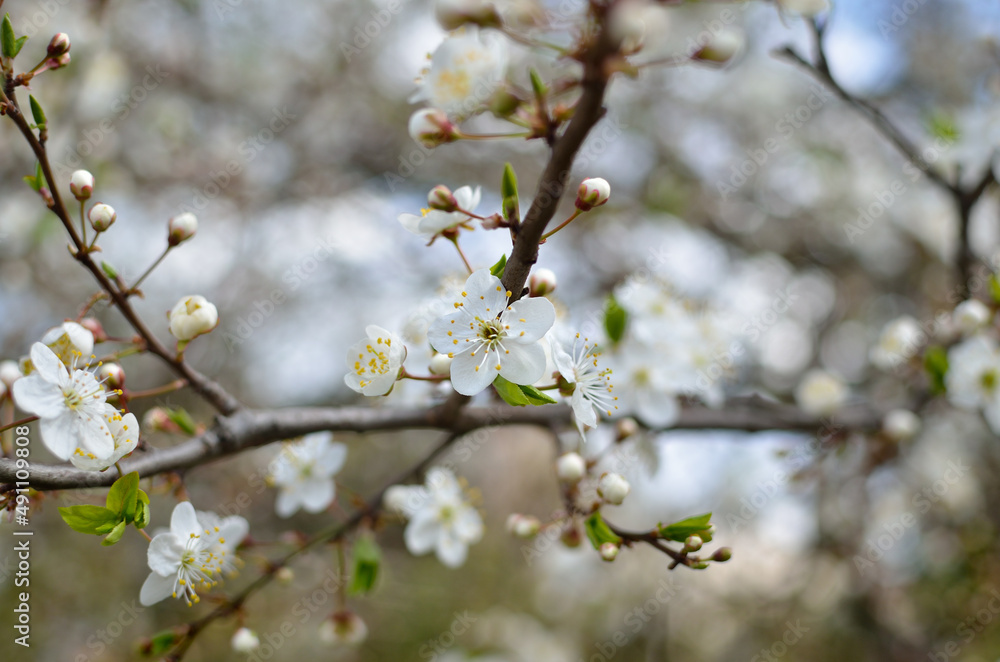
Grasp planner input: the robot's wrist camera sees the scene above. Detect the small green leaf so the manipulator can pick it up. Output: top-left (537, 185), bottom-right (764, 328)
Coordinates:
top-left (924, 345), bottom-right (949, 394)
top-left (584, 512), bottom-right (622, 550)
top-left (1, 14), bottom-right (16, 58)
top-left (604, 295), bottom-right (627, 344)
top-left (926, 111), bottom-right (959, 143)
top-left (529, 68), bottom-right (548, 98)
top-left (101, 260), bottom-right (119, 280)
top-left (489, 254), bottom-right (507, 279)
top-left (493, 375), bottom-right (530, 406)
top-left (989, 276), bottom-right (1000, 303)
top-left (165, 407), bottom-right (198, 436)
top-left (58, 505), bottom-right (120, 535)
top-left (134, 495), bottom-right (151, 530)
top-left (144, 630), bottom-right (181, 656)
top-left (29, 95), bottom-right (46, 129)
top-left (102, 520), bottom-right (127, 546)
top-left (12, 34), bottom-right (27, 58)
top-left (349, 533), bottom-right (382, 596)
top-left (501, 162), bottom-right (519, 224)
top-left (23, 174), bottom-right (39, 192)
top-left (106, 471), bottom-right (140, 520)
top-left (518, 384), bottom-right (557, 405)
top-left (658, 513), bottom-right (714, 543)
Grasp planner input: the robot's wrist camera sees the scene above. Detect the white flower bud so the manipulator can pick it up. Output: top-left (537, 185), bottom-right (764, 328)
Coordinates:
top-left (231, 628), bottom-right (260, 653)
top-left (79, 317), bottom-right (108, 343)
top-left (0, 360), bottom-right (22, 388)
top-left (576, 177), bottom-right (610, 211)
top-left (599, 542), bottom-right (620, 561)
top-left (275, 567), bottom-right (294, 584)
top-left (47, 33), bottom-right (71, 56)
top-left (168, 213), bottom-right (198, 246)
top-left (97, 362), bottom-right (125, 389)
top-left (168, 295), bottom-right (219, 341)
top-left (427, 185), bottom-right (459, 212)
top-left (556, 452), bottom-right (586, 484)
top-left (683, 535), bottom-right (703, 553)
top-left (319, 611), bottom-right (368, 647)
top-left (616, 417), bottom-right (639, 441)
top-left (610, 2), bottom-right (647, 55)
top-left (953, 299), bottom-right (992, 336)
top-left (777, 0), bottom-right (829, 16)
top-left (692, 30), bottom-right (743, 64)
top-left (70, 170), bottom-right (94, 201)
top-left (794, 369), bottom-right (847, 417)
top-left (505, 513), bottom-right (541, 538)
top-left (597, 472), bottom-right (630, 505)
top-left (528, 268), bottom-right (557, 297)
top-left (88, 203), bottom-right (117, 232)
top-left (143, 407), bottom-right (177, 433)
top-left (883, 409), bottom-right (921, 442)
top-left (429, 353), bottom-right (453, 376)
top-left (408, 108), bottom-right (458, 148)
top-left (481, 213), bottom-right (504, 230)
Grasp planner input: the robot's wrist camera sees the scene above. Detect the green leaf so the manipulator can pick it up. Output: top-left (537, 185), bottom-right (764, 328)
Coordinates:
top-left (584, 512), bottom-right (622, 550)
top-left (1, 14), bottom-right (16, 59)
top-left (518, 384), bottom-right (557, 405)
top-left (58, 505), bottom-right (120, 535)
top-left (29, 95), bottom-right (46, 130)
top-left (23, 174), bottom-right (38, 192)
top-left (134, 497), bottom-right (151, 530)
top-left (989, 276), bottom-right (1000, 303)
top-left (12, 34), bottom-right (27, 58)
top-left (144, 630), bottom-right (181, 656)
top-left (529, 68), bottom-right (548, 98)
top-left (349, 533), bottom-right (382, 596)
top-left (658, 513), bottom-right (714, 543)
top-left (107, 471), bottom-right (140, 520)
top-left (604, 295), bottom-right (627, 344)
top-left (493, 376), bottom-right (557, 407)
top-left (101, 260), bottom-right (119, 280)
top-left (489, 254), bottom-right (507, 279)
top-left (102, 520), bottom-right (127, 546)
top-left (924, 345), bottom-right (949, 395)
top-left (926, 111), bottom-right (959, 143)
top-left (501, 162), bottom-right (519, 224)
top-left (165, 407), bottom-right (198, 436)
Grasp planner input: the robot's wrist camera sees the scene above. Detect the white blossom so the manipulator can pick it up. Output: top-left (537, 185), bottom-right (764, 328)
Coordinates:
top-left (953, 299), bottom-right (992, 336)
top-left (196, 510), bottom-right (249, 577)
top-left (795, 369), bottom-right (847, 417)
top-left (69, 409), bottom-right (138, 471)
top-left (344, 325), bottom-right (407, 396)
top-left (883, 409), bottom-right (921, 441)
top-left (399, 186), bottom-right (481, 240)
top-left (231, 628), bottom-right (260, 653)
top-left (411, 30), bottom-right (508, 119)
top-left (870, 316), bottom-right (924, 370)
top-left (397, 467), bottom-right (483, 567)
top-left (556, 452), bottom-right (586, 484)
top-left (946, 334), bottom-right (1000, 433)
top-left (140, 502), bottom-right (217, 606)
top-left (168, 212), bottom-right (198, 245)
top-left (41, 321), bottom-right (94, 365)
top-left (408, 108), bottom-right (457, 148)
top-left (552, 334), bottom-right (618, 436)
top-left (269, 432), bottom-right (348, 517)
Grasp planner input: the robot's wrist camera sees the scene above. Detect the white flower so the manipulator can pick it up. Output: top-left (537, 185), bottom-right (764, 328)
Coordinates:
top-left (69, 409), bottom-right (138, 471)
top-left (408, 108), bottom-right (457, 148)
top-left (576, 177), bottom-right (611, 211)
top-left (269, 432), bottom-right (348, 517)
top-left (344, 325), bottom-right (407, 396)
top-left (794, 369), bottom-right (847, 417)
top-left (953, 299), bottom-right (992, 336)
top-left (168, 295), bottom-right (219, 341)
top-left (552, 335), bottom-right (618, 435)
top-left (399, 467), bottom-right (483, 567)
top-left (870, 316), bottom-right (924, 370)
top-left (168, 213), bottom-right (198, 245)
top-left (428, 269), bottom-right (555, 396)
top-left (11, 343), bottom-right (114, 461)
top-left (70, 169), bottom-right (94, 200)
top-left (88, 203), bottom-right (116, 232)
top-left (946, 334), bottom-right (1000, 432)
top-left (384, 484), bottom-right (427, 517)
top-left (231, 628), bottom-right (260, 653)
top-left (777, 0), bottom-right (829, 16)
top-left (613, 348), bottom-right (680, 428)
top-left (41, 321), bottom-right (94, 365)
top-left (597, 472), bottom-right (630, 505)
top-left (140, 502), bottom-right (217, 606)
top-left (505, 513), bottom-right (540, 538)
top-left (883, 409), bottom-right (921, 442)
top-left (196, 510), bottom-right (249, 577)
top-left (399, 186), bottom-right (482, 240)
top-left (556, 452), bottom-right (586, 484)
top-left (411, 30), bottom-right (508, 119)
top-left (319, 612), bottom-right (368, 647)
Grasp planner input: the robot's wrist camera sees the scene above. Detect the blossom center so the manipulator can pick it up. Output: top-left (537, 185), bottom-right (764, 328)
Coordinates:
top-left (477, 318), bottom-right (505, 347)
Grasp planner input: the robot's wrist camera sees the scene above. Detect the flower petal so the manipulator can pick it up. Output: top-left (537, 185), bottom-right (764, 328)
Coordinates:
top-left (299, 477), bottom-right (335, 513)
top-left (147, 533), bottom-right (184, 576)
top-left (404, 509), bottom-right (439, 555)
top-left (449, 347), bottom-right (498, 395)
top-left (497, 342), bottom-right (546, 386)
top-left (316, 441), bottom-right (347, 476)
top-left (140, 571), bottom-right (177, 606)
top-left (169, 502), bottom-right (201, 539)
top-left (39, 414), bottom-right (82, 460)
top-left (275, 488), bottom-right (302, 518)
top-left (11, 374), bottom-right (64, 418)
top-left (464, 269), bottom-right (508, 316)
top-left (504, 298), bottom-right (555, 344)
top-left (453, 506), bottom-right (484, 542)
top-left (435, 532), bottom-right (469, 568)
top-left (29, 342), bottom-right (66, 384)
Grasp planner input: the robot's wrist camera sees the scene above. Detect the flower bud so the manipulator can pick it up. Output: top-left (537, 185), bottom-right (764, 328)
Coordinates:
top-left (78, 317), bottom-right (108, 343)
top-left (70, 170), bottom-right (94, 201)
top-left (576, 177), bottom-right (610, 211)
top-left (168, 212), bottom-right (198, 246)
top-left (88, 203), bottom-right (117, 232)
top-left (143, 407), bottom-right (177, 432)
top-left (275, 567), bottom-right (295, 584)
top-left (692, 30), bottom-right (743, 64)
top-left (429, 353), bottom-right (453, 376)
top-left (505, 513), bottom-right (541, 539)
top-left (0, 360), bottom-right (23, 389)
top-left (883, 409), bottom-right (921, 442)
top-left (953, 299), bottom-right (992, 335)
top-left (46, 53), bottom-right (71, 70)
top-left (615, 417), bottom-right (639, 441)
top-left (712, 547), bottom-right (733, 563)
top-left (561, 523), bottom-right (583, 548)
top-left (481, 213), bottom-right (505, 230)
top-left (408, 108), bottom-right (458, 148)
top-left (556, 452), bottom-right (586, 484)
top-left (47, 33), bottom-right (71, 56)
top-left (597, 472), bottom-right (630, 505)
top-left (528, 268), bottom-right (557, 297)
top-left (434, 0), bottom-right (502, 31)
top-left (599, 542), bottom-right (620, 562)
top-left (168, 295), bottom-right (219, 341)
top-left (231, 628), bottom-right (260, 653)
top-left (319, 611), bottom-right (368, 647)
top-left (427, 185), bottom-right (459, 212)
top-left (98, 362), bottom-right (125, 389)
top-left (683, 535), bottom-right (703, 553)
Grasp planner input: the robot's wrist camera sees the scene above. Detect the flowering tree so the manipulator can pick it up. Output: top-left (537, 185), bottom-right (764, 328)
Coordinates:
top-left (1, 0), bottom-right (999, 659)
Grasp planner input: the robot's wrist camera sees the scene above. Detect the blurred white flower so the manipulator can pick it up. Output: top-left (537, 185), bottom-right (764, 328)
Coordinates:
top-left (344, 325), bottom-right (407, 396)
top-left (399, 185), bottom-right (481, 240)
top-left (953, 299), bottom-right (992, 336)
top-left (231, 627), bottom-right (260, 653)
top-left (946, 334), bottom-right (1000, 433)
top-left (794, 369), bottom-right (847, 417)
top-left (168, 212), bottom-right (198, 245)
top-left (269, 432), bottom-right (348, 517)
top-left (408, 108), bottom-right (457, 147)
top-left (883, 409), bottom-right (921, 441)
top-left (319, 611), bottom-right (368, 647)
top-left (398, 467), bottom-right (483, 567)
top-left (411, 29), bottom-right (508, 119)
top-left (870, 316), bottom-right (924, 370)
top-left (556, 452), bottom-right (586, 484)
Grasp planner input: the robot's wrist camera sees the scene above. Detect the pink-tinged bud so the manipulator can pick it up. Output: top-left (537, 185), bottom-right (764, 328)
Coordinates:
top-left (575, 177), bottom-right (610, 211)
top-left (78, 317), bottom-right (108, 343)
top-left (408, 108), bottom-right (458, 148)
top-left (98, 362), bottom-right (125, 389)
top-left (70, 170), bottom-right (94, 201)
top-left (561, 523), bottom-right (583, 548)
top-left (88, 202), bottom-right (117, 232)
top-left (143, 407), bottom-right (178, 433)
top-left (168, 212), bottom-right (198, 246)
top-left (47, 33), bottom-right (71, 57)
top-left (46, 53), bottom-right (71, 70)
top-left (600, 542), bottom-right (620, 562)
top-left (427, 185), bottom-right (459, 212)
top-left (481, 213), bottom-right (504, 230)
top-left (712, 547), bottom-right (733, 562)
top-left (528, 268), bottom-right (557, 297)
top-left (683, 535), bottom-right (703, 553)
top-left (505, 513), bottom-right (541, 539)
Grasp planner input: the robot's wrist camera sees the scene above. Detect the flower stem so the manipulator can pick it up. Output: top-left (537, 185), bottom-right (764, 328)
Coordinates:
top-left (400, 369), bottom-right (448, 382)
top-left (540, 209), bottom-right (583, 242)
top-left (120, 379), bottom-right (188, 401)
top-left (79, 199), bottom-right (87, 247)
top-left (447, 236), bottom-right (474, 274)
top-left (457, 130), bottom-right (532, 141)
top-left (130, 245), bottom-right (172, 293)
top-left (0, 415), bottom-right (38, 434)
top-left (137, 528), bottom-right (153, 542)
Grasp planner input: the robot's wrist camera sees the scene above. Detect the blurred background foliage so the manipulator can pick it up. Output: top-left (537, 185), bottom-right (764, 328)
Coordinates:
top-left (3, 0), bottom-right (1000, 660)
